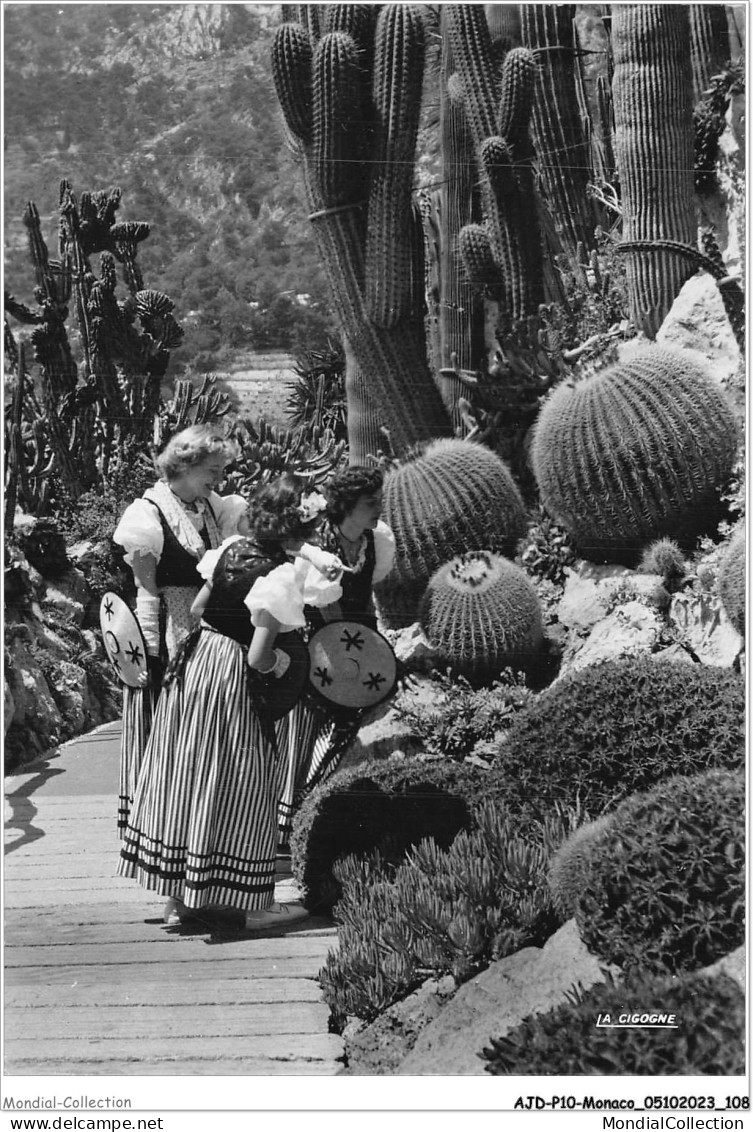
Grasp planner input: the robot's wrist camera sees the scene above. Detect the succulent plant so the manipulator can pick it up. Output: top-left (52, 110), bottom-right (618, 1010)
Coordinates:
top-left (375, 438), bottom-right (527, 625)
top-left (530, 346), bottom-right (739, 564)
top-left (717, 525), bottom-right (745, 638)
top-left (420, 551), bottom-right (544, 683)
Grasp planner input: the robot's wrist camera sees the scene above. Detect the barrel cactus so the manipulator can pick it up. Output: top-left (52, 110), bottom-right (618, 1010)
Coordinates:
top-left (717, 526), bottom-right (745, 638)
top-left (530, 346), bottom-right (739, 564)
top-left (375, 439), bottom-right (527, 626)
top-left (420, 552), bottom-right (543, 683)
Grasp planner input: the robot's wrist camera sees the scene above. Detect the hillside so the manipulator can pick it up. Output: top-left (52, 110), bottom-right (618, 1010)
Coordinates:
top-left (3, 3), bottom-right (337, 369)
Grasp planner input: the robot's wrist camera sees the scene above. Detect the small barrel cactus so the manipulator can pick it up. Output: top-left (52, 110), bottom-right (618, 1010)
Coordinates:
top-left (420, 551), bottom-right (543, 682)
top-left (717, 526), bottom-right (745, 638)
top-left (530, 346), bottom-right (739, 564)
top-left (547, 813), bottom-right (615, 920)
top-left (376, 439), bottom-right (527, 626)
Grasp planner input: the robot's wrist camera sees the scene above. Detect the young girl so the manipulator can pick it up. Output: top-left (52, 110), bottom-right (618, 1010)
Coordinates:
top-left (112, 425), bottom-right (245, 834)
top-left (118, 475), bottom-right (342, 933)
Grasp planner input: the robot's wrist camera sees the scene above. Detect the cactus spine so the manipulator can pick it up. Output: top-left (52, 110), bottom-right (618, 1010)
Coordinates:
top-left (520, 4), bottom-right (597, 266)
top-left (612, 6), bottom-right (696, 337)
top-left (375, 438), bottom-right (527, 625)
top-left (272, 6), bottom-right (452, 462)
top-left (530, 346), bottom-right (739, 564)
top-left (419, 551), bottom-right (544, 683)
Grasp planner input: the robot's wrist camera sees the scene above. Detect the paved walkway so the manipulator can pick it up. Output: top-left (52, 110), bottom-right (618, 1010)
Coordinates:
top-left (4, 721), bottom-right (344, 1076)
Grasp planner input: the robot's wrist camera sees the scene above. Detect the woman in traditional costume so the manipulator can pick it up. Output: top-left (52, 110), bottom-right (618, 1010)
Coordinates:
top-left (277, 466), bottom-right (395, 844)
top-left (118, 475), bottom-right (342, 932)
top-left (112, 425), bottom-right (245, 834)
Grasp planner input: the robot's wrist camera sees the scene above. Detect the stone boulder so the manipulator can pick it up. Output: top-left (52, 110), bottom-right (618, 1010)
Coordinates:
top-left (668, 591), bottom-right (743, 667)
top-left (559, 600), bottom-right (663, 679)
top-left (396, 920), bottom-right (613, 1076)
top-left (339, 976), bottom-right (457, 1076)
top-left (557, 562), bottom-right (665, 634)
top-left (656, 273), bottom-right (741, 387)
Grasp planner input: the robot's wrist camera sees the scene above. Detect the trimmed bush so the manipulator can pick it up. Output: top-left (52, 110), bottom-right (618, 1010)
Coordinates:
top-left (575, 769), bottom-right (745, 975)
top-left (493, 655), bottom-right (745, 824)
top-left (419, 552), bottom-right (543, 684)
top-left (530, 346), bottom-right (739, 564)
top-left (319, 803), bottom-right (568, 1025)
top-left (481, 970), bottom-right (745, 1075)
top-left (290, 757), bottom-right (510, 914)
top-left (717, 525), bottom-right (745, 638)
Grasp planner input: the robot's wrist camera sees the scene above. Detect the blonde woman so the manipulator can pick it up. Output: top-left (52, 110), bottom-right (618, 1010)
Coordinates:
top-left (113, 424), bottom-right (244, 835)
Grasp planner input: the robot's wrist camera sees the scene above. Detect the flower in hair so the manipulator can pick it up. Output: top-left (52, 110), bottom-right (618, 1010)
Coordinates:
top-left (297, 491), bottom-right (328, 523)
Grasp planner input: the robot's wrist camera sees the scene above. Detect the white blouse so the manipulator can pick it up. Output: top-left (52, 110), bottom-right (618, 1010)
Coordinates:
top-left (113, 490), bottom-right (246, 566)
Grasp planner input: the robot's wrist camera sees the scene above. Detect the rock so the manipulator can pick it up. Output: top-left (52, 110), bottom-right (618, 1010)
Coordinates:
top-left (558, 563), bottom-right (663, 633)
top-left (396, 921), bottom-right (612, 1076)
top-left (668, 591), bottom-right (742, 667)
top-left (702, 945), bottom-right (745, 993)
top-left (385, 622), bottom-right (439, 675)
top-left (13, 515), bottom-right (70, 578)
top-left (560, 601), bottom-right (663, 678)
top-left (67, 540), bottom-right (99, 568)
top-left (43, 581), bottom-right (87, 627)
top-left (4, 638), bottom-right (63, 752)
top-left (656, 273), bottom-right (741, 385)
top-left (340, 976), bottom-right (457, 1075)
top-left (340, 706), bottom-right (422, 772)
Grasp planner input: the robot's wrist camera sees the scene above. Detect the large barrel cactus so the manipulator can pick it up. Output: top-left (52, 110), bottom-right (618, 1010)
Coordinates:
top-left (375, 438), bottom-right (527, 626)
top-left (530, 347), bottom-right (739, 564)
top-left (420, 551), bottom-right (543, 683)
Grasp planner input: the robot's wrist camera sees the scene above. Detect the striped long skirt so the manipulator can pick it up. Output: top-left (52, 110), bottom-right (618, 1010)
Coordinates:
top-left (118, 627), bottom-right (282, 912)
top-left (118, 585), bottom-right (198, 837)
top-left (276, 700), bottom-right (362, 846)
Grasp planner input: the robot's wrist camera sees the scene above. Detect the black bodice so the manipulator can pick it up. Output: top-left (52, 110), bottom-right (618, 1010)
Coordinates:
top-left (150, 501), bottom-right (215, 588)
top-left (201, 538), bottom-right (286, 648)
top-left (308, 526), bottom-right (378, 631)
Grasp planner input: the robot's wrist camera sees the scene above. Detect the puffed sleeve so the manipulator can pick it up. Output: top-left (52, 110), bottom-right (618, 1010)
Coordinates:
top-left (197, 536), bottom-right (243, 583)
top-left (244, 563), bottom-right (307, 630)
top-left (372, 520), bottom-right (396, 584)
top-left (212, 492), bottom-right (248, 538)
top-left (294, 553), bottom-right (343, 607)
top-left (113, 499), bottom-right (163, 567)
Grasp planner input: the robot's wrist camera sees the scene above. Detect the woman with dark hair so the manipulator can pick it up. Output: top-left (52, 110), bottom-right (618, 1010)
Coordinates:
top-left (277, 465), bottom-right (396, 843)
top-left (112, 424), bottom-right (244, 835)
top-left (117, 474), bottom-right (342, 932)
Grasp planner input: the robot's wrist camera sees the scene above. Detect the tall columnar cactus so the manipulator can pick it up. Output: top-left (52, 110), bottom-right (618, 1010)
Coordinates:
top-left (612, 6), bottom-right (696, 337)
top-left (689, 5), bottom-right (732, 103)
top-left (272, 6), bottom-right (452, 463)
top-left (419, 551), bottom-right (544, 683)
top-left (375, 437), bottom-right (527, 625)
top-left (445, 5), bottom-right (543, 332)
top-left (519, 4), bottom-right (597, 267)
top-left (530, 346), bottom-right (740, 565)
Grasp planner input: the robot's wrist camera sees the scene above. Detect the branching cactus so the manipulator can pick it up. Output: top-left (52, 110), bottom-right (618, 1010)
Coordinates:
top-left (612, 6), bottom-right (696, 337)
top-left (272, 6), bottom-right (452, 463)
top-left (445, 5), bottom-right (543, 333)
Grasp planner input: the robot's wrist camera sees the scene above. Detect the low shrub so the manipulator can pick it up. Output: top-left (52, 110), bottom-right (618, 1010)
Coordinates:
top-left (319, 803), bottom-right (570, 1026)
top-left (492, 656), bottom-right (745, 824)
top-left (290, 757), bottom-right (512, 915)
top-left (481, 970), bottom-right (745, 1075)
top-left (393, 671), bottom-right (531, 764)
top-left (575, 769), bottom-right (745, 975)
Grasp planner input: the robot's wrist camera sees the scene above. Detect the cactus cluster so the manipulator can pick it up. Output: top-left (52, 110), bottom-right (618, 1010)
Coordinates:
top-left (530, 346), bottom-right (739, 564)
top-left (420, 551), bottom-right (543, 683)
top-left (225, 415), bottom-right (346, 495)
top-left (272, 6), bottom-right (451, 461)
top-left (374, 438), bottom-right (527, 626)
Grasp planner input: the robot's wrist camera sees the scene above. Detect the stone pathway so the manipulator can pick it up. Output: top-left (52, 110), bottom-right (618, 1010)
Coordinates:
top-left (4, 722), bottom-right (343, 1076)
